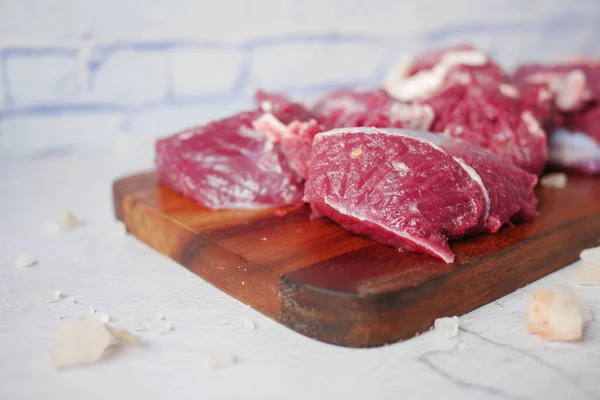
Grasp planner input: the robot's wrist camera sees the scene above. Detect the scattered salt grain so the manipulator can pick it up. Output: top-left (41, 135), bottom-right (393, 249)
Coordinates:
top-left (580, 246), bottom-right (600, 263)
top-left (42, 291), bottom-right (62, 304)
top-left (433, 316), bottom-right (459, 338)
top-left (114, 222), bottom-right (127, 238)
top-left (51, 318), bottom-right (112, 368)
top-left (540, 173), bottom-right (567, 189)
top-left (51, 318), bottom-right (140, 369)
top-left (57, 212), bottom-right (80, 231)
top-left (14, 254), bottom-right (37, 269)
top-left (240, 316), bottom-right (256, 330)
top-left (92, 311), bottom-right (111, 324)
top-left (105, 326), bottom-right (141, 347)
top-left (209, 350), bottom-right (236, 370)
top-left (526, 285), bottom-right (591, 342)
top-left (575, 262), bottom-right (600, 286)
top-left (260, 237), bottom-right (267, 241)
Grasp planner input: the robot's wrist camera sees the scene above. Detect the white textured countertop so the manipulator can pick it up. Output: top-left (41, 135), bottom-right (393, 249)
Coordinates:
top-left (1, 145), bottom-right (599, 400)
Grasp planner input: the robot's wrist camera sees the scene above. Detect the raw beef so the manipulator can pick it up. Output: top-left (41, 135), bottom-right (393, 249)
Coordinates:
top-left (311, 88), bottom-right (434, 131)
top-left (250, 90), bottom-right (325, 179)
top-left (156, 111), bottom-right (304, 209)
top-left (514, 63), bottom-right (600, 113)
top-left (252, 113), bottom-right (322, 180)
top-left (383, 46), bottom-right (505, 102)
top-left (418, 73), bottom-right (548, 175)
top-left (514, 62), bottom-right (600, 173)
top-left (304, 127), bottom-right (538, 263)
top-left (255, 90), bottom-right (317, 124)
top-left (384, 47), bottom-right (548, 175)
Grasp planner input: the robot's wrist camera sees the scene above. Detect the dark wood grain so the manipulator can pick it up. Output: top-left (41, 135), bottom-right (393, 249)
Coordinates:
top-left (113, 171), bottom-right (600, 347)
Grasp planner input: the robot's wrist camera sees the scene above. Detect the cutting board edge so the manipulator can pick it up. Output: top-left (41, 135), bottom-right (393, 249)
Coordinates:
top-left (279, 212), bottom-right (600, 347)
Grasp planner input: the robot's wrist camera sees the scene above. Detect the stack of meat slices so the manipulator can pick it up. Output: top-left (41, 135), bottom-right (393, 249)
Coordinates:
top-left (155, 45), bottom-right (596, 263)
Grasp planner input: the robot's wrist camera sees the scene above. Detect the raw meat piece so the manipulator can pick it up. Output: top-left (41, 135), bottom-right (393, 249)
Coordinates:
top-left (252, 114), bottom-right (323, 180)
top-left (514, 62), bottom-right (600, 173)
top-left (417, 75), bottom-right (548, 175)
top-left (383, 45), bottom-right (506, 102)
top-left (255, 90), bottom-right (316, 124)
top-left (304, 127), bottom-right (538, 263)
top-left (311, 88), bottom-right (434, 131)
top-left (384, 46), bottom-right (548, 175)
top-left (156, 111), bottom-right (304, 209)
top-left (514, 63), bottom-right (600, 113)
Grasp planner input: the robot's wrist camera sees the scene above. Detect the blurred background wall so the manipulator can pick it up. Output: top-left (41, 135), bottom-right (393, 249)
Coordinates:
top-left (0, 0), bottom-right (599, 156)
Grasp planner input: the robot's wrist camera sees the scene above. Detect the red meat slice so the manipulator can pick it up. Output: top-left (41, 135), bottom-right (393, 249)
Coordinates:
top-left (311, 88), bottom-right (434, 130)
top-left (383, 47), bottom-right (548, 175)
top-left (252, 114), bottom-right (323, 180)
top-left (156, 111), bottom-right (304, 209)
top-left (304, 128), bottom-right (538, 263)
top-left (514, 62), bottom-right (600, 174)
top-left (418, 73), bottom-right (548, 175)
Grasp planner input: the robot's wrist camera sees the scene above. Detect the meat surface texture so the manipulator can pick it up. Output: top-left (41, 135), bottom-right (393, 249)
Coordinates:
top-left (383, 47), bottom-right (548, 175)
top-left (304, 128), bottom-right (538, 263)
top-left (156, 111), bottom-right (304, 209)
top-left (311, 88), bottom-right (434, 131)
top-left (514, 62), bottom-right (600, 173)
top-left (252, 113), bottom-right (323, 180)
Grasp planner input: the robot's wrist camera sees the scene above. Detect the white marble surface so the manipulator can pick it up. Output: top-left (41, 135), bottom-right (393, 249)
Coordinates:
top-left (0, 145), bottom-right (599, 400)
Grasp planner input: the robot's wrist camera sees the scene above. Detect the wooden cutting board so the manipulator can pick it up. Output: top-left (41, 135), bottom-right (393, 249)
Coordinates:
top-left (113, 171), bottom-right (600, 347)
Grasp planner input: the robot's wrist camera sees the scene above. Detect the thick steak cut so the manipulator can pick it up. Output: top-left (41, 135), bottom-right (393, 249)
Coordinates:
top-left (304, 128), bottom-right (538, 263)
top-left (156, 111), bottom-right (304, 209)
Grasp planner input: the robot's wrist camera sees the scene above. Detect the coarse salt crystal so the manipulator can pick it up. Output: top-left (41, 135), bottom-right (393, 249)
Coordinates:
top-left (433, 316), bottom-right (459, 338)
top-left (575, 262), bottom-right (600, 286)
top-left (92, 312), bottom-right (111, 324)
top-left (209, 350), bottom-right (236, 370)
top-left (526, 285), bottom-right (591, 342)
top-left (540, 173), bottom-right (567, 189)
top-left (105, 326), bottom-right (141, 347)
top-left (42, 290), bottom-right (62, 304)
top-left (580, 246), bottom-right (600, 263)
top-left (57, 212), bottom-right (80, 231)
top-left (240, 316), bottom-right (256, 330)
top-left (51, 318), bottom-right (140, 369)
top-left (114, 222), bottom-right (127, 238)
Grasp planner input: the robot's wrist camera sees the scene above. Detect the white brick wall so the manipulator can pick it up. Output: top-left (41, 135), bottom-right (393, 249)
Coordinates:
top-left (170, 48), bottom-right (244, 99)
top-left (0, 0), bottom-right (599, 155)
top-left (87, 50), bottom-right (169, 106)
top-left (0, 60), bottom-right (5, 110)
top-left (5, 51), bottom-right (78, 107)
top-left (250, 41), bottom-right (384, 90)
